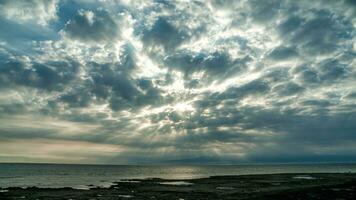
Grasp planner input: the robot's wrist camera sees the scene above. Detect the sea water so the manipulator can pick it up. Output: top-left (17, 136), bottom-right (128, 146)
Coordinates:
top-left (1, 163), bottom-right (356, 189)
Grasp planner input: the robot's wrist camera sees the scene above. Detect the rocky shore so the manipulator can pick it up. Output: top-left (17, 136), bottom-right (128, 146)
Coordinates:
top-left (1, 173), bottom-right (356, 199)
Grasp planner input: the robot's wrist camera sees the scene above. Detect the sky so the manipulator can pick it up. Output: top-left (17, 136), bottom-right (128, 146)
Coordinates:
top-left (0, 0), bottom-right (355, 165)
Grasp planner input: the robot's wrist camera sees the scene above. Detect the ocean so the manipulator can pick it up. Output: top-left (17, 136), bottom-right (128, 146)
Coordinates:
top-left (1, 163), bottom-right (356, 189)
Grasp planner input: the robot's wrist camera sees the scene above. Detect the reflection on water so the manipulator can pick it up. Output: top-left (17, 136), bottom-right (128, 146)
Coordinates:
top-left (0, 163), bottom-right (356, 188)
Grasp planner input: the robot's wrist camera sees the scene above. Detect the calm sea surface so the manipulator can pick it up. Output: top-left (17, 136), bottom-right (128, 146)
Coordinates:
top-left (1, 163), bottom-right (356, 189)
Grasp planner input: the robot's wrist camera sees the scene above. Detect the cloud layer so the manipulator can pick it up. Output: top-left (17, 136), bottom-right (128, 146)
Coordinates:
top-left (0, 0), bottom-right (355, 164)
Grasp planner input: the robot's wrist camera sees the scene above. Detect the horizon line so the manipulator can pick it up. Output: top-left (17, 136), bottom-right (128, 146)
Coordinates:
top-left (1, 161), bottom-right (356, 166)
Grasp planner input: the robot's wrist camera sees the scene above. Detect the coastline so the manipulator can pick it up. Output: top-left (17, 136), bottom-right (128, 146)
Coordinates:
top-left (1, 173), bottom-right (356, 199)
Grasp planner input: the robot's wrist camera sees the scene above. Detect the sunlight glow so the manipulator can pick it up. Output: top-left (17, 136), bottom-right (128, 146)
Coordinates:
top-left (172, 102), bottom-right (195, 113)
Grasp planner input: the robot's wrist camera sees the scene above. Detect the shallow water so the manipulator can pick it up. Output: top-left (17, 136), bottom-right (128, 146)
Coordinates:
top-left (1, 163), bottom-right (356, 188)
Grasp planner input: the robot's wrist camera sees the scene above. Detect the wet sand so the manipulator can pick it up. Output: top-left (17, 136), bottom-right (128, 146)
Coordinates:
top-left (1, 173), bottom-right (356, 199)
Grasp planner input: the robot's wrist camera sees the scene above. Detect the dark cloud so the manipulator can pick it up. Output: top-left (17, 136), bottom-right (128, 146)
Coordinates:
top-left (60, 86), bottom-right (93, 108)
top-left (262, 67), bottom-right (291, 83)
top-left (294, 59), bottom-right (352, 85)
top-left (280, 9), bottom-right (353, 55)
top-left (164, 50), bottom-right (250, 81)
top-left (345, 92), bottom-right (356, 99)
top-left (0, 102), bottom-right (26, 116)
top-left (63, 9), bottom-right (119, 42)
top-left (220, 80), bottom-right (270, 100)
top-left (249, 0), bottom-right (281, 23)
top-left (272, 82), bottom-right (304, 96)
top-left (267, 46), bottom-right (298, 60)
top-left (278, 16), bottom-right (304, 35)
top-left (318, 59), bottom-right (350, 82)
top-left (302, 99), bottom-right (332, 107)
top-left (142, 17), bottom-right (188, 51)
top-left (297, 67), bottom-right (320, 84)
top-left (0, 58), bottom-right (79, 91)
top-left (55, 58), bottom-right (163, 111)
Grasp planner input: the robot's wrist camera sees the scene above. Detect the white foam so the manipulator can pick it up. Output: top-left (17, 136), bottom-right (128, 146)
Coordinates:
top-left (72, 185), bottom-right (90, 190)
top-left (158, 181), bottom-right (193, 185)
top-left (293, 175), bottom-right (316, 180)
top-left (118, 194), bottom-right (133, 198)
top-left (117, 180), bottom-right (141, 183)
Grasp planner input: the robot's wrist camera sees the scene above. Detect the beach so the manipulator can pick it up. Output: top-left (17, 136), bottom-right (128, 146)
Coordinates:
top-left (1, 173), bottom-right (356, 199)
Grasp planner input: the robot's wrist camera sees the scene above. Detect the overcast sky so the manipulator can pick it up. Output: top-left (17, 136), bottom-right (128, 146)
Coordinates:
top-left (0, 0), bottom-right (355, 164)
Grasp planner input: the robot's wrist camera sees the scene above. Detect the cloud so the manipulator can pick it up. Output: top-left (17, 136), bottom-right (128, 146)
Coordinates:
top-left (0, 0), bottom-right (58, 26)
top-left (0, 56), bottom-right (79, 91)
top-left (142, 17), bottom-right (188, 51)
top-left (248, 0), bottom-right (281, 23)
top-left (267, 46), bottom-right (299, 60)
top-left (272, 82), bottom-right (304, 96)
top-left (0, 138), bottom-right (122, 164)
top-left (0, 0), bottom-right (355, 164)
top-left (164, 50), bottom-right (247, 81)
top-left (62, 9), bottom-right (120, 42)
top-left (317, 59), bottom-right (350, 82)
top-left (219, 79), bottom-right (270, 100)
top-left (278, 8), bottom-right (353, 56)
